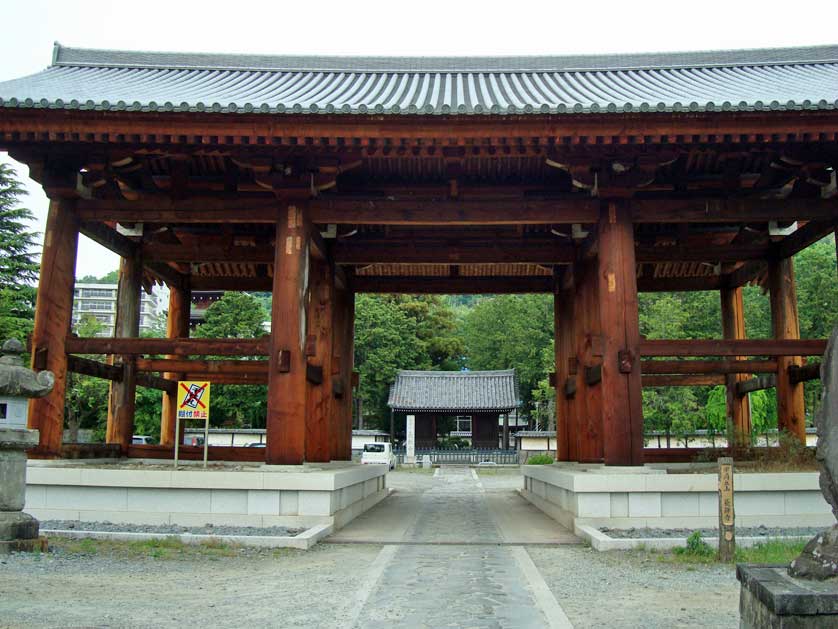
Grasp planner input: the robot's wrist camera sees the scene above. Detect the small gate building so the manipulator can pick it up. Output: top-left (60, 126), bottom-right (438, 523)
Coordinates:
top-left (387, 370), bottom-right (521, 449)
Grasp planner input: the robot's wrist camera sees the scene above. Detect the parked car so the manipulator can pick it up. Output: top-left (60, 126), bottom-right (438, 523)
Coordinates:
top-left (132, 435), bottom-right (155, 445)
top-left (360, 442), bottom-right (396, 470)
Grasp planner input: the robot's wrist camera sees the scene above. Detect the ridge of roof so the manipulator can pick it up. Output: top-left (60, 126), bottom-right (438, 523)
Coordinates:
top-left (51, 42), bottom-right (838, 74)
top-left (396, 369), bottom-right (516, 377)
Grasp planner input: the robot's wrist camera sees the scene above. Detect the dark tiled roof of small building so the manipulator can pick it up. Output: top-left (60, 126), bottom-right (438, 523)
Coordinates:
top-left (0, 43), bottom-right (836, 115)
top-left (388, 369), bottom-right (520, 412)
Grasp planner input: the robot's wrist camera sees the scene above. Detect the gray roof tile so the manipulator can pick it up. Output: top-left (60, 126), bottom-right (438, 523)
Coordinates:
top-left (0, 43), bottom-right (836, 115)
top-left (388, 369), bottom-right (520, 412)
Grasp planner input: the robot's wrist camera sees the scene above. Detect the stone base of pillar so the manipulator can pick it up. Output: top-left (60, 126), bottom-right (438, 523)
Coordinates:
top-left (737, 564), bottom-right (838, 628)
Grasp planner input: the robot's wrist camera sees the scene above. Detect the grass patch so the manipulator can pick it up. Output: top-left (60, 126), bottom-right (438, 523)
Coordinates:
top-left (525, 454), bottom-right (554, 465)
top-left (656, 531), bottom-right (807, 565)
top-left (50, 535), bottom-right (241, 560)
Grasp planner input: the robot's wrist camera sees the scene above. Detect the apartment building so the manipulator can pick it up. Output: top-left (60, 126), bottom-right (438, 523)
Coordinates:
top-left (72, 283), bottom-right (162, 336)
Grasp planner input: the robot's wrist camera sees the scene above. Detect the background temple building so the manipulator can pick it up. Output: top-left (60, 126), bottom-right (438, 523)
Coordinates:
top-left (387, 369), bottom-right (521, 449)
top-left (0, 43), bottom-right (834, 465)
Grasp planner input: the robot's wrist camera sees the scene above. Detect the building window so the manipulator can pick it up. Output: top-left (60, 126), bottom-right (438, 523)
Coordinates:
top-left (456, 416), bottom-right (472, 432)
top-left (81, 288), bottom-right (115, 298)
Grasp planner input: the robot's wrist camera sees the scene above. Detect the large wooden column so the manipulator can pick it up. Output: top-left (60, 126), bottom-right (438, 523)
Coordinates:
top-left (106, 249), bottom-right (143, 450)
top-left (332, 287), bottom-right (355, 460)
top-left (720, 287), bottom-right (751, 446)
top-left (596, 201), bottom-right (644, 465)
top-left (266, 204), bottom-right (309, 465)
top-left (160, 279), bottom-right (191, 447)
top-left (573, 258), bottom-right (604, 462)
top-left (27, 198), bottom-right (79, 456)
top-left (554, 277), bottom-right (574, 461)
top-left (304, 259), bottom-right (334, 462)
top-left (769, 256), bottom-right (806, 443)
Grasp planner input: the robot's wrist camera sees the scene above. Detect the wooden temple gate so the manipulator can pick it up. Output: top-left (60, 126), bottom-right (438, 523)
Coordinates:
top-left (0, 45), bottom-right (835, 465)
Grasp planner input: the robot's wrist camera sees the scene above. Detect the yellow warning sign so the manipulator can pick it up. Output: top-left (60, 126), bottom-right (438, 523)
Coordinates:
top-left (176, 381), bottom-right (211, 422)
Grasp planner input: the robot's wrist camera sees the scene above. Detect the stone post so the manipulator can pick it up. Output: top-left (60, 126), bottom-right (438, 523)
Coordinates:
top-left (0, 339), bottom-right (54, 553)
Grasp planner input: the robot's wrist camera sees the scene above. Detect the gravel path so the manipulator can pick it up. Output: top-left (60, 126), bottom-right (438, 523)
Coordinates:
top-left (40, 519), bottom-right (302, 537)
top-left (600, 525), bottom-right (823, 539)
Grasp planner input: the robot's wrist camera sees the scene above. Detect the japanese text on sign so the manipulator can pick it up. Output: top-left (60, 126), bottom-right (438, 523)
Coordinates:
top-left (176, 381), bottom-right (211, 421)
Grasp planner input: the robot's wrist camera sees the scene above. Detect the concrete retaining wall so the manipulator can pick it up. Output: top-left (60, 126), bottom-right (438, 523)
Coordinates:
top-left (25, 460), bottom-right (388, 530)
top-left (521, 463), bottom-right (832, 531)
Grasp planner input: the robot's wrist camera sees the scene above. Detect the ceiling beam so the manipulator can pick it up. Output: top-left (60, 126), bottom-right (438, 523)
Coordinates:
top-left (352, 276), bottom-right (554, 294)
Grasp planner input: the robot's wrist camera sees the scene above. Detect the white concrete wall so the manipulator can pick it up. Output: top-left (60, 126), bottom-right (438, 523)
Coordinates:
top-left (25, 461), bottom-right (387, 530)
top-left (521, 463), bottom-right (832, 530)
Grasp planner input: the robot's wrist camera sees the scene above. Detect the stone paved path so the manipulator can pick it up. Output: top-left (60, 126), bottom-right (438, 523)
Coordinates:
top-left (337, 466), bottom-right (576, 628)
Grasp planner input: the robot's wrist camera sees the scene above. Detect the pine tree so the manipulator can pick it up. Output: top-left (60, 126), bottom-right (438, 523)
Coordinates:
top-left (0, 163), bottom-right (39, 344)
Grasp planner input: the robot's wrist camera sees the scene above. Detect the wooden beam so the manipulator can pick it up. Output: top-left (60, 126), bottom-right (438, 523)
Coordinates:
top-left (554, 280), bottom-right (575, 461)
top-left (27, 199), bottom-right (79, 456)
top-left (66, 355), bottom-right (122, 381)
top-left (332, 287), bottom-right (355, 460)
top-left (160, 280), bottom-right (191, 447)
top-left (72, 195), bottom-right (838, 226)
top-left (106, 249), bottom-right (143, 450)
top-left (136, 373), bottom-right (177, 395)
top-left (266, 204), bottom-right (309, 465)
top-left (769, 256), bottom-right (806, 442)
top-left (639, 339), bottom-right (826, 357)
top-left (642, 374), bottom-right (726, 387)
top-left (65, 337), bottom-right (270, 356)
top-left (79, 221), bottom-right (136, 258)
top-left (573, 257), bottom-right (603, 463)
top-left (640, 359), bottom-right (778, 374)
top-left (597, 201), bottom-right (643, 465)
top-left (352, 276), bottom-right (554, 294)
top-left (736, 375), bottom-right (777, 396)
top-left (190, 276), bottom-right (273, 291)
top-left (635, 244), bottom-right (769, 263)
top-left (637, 276), bottom-right (723, 292)
top-left (777, 220), bottom-right (838, 259)
top-left (789, 362), bottom-right (821, 384)
top-left (139, 358), bottom-right (268, 374)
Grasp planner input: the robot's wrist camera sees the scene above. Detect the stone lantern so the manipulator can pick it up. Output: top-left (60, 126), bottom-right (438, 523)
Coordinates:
top-left (0, 338), bottom-right (54, 553)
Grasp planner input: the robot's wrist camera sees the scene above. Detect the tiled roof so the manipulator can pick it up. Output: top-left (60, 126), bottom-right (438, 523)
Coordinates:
top-left (388, 369), bottom-right (520, 412)
top-left (0, 43), bottom-right (836, 116)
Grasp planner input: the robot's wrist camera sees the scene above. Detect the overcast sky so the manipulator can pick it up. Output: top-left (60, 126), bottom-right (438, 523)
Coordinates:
top-left (1, 0), bottom-right (836, 278)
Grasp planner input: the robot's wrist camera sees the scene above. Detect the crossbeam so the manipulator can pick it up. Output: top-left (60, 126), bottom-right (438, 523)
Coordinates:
top-left (640, 359), bottom-right (778, 374)
top-left (66, 337), bottom-right (270, 356)
top-left (639, 339), bottom-right (827, 357)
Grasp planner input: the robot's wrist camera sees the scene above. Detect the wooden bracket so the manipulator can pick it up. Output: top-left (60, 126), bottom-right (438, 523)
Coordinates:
top-left (618, 349), bottom-right (635, 374)
top-left (564, 377), bottom-right (576, 398)
top-left (333, 379), bottom-right (345, 398)
top-left (585, 364), bottom-right (602, 386)
top-left (306, 363), bottom-right (323, 385)
top-left (277, 350), bottom-right (291, 373)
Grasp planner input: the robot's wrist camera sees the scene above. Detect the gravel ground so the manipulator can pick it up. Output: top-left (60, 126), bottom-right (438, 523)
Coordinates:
top-left (40, 520), bottom-right (302, 537)
top-left (531, 546), bottom-right (739, 629)
top-left (600, 525), bottom-right (823, 539)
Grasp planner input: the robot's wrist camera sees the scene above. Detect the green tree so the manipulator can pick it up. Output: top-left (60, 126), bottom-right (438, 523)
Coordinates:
top-left (0, 163), bottom-right (39, 344)
top-left (459, 295), bottom-right (553, 414)
top-left (354, 295), bottom-right (463, 428)
top-left (193, 292), bottom-right (269, 429)
top-left (65, 314), bottom-right (110, 441)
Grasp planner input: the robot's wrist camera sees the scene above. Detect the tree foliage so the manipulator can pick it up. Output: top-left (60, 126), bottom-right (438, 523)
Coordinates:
top-left (0, 163), bottom-right (39, 345)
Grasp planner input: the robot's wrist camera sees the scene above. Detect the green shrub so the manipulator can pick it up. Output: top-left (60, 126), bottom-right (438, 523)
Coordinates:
top-left (673, 531), bottom-right (714, 560)
top-left (525, 454), bottom-right (554, 465)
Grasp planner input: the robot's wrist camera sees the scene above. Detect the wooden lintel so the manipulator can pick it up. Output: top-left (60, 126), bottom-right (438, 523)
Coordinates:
top-left (642, 374), bottom-right (726, 387)
top-left (65, 336), bottom-right (270, 356)
top-left (640, 359), bottom-right (778, 374)
top-left (789, 362), bottom-right (821, 384)
top-left (776, 220), bottom-right (838, 259)
top-left (639, 339), bottom-right (826, 357)
top-left (79, 221), bottom-right (137, 258)
top-left (67, 355), bottom-right (123, 381)
top-left (136, 373), bottom-right (177, 395)
top-left (352, 276), bottom-right (554, 294)
top-left (136, 358), bottom-right (268, 374)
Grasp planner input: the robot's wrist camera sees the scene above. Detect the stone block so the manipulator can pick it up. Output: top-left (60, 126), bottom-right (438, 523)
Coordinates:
top-left (661, 492), bottom-right (700, 517)
top-left (737, 564), bottom-right (838, 628)
top-left (246, 490), bottom-right (280, 515)
top-left (298, 491), bottom-right (335, 517)
top-left (734, 491), bottom-right (786, 516)
top-left (210, 489), bottom-right (248, 514)
top-left (576, 493), bottom-right (611, 518)
top-left (628, 492), bottom-right (662, 518)
top-left (279, 491), bottom-right (299, 516)
top-left (699, 492), bottom-right (719, 517)
top-left (610, 493), bottom-right (629, 518)
top-left (785, 491), bottom-right (832, 516)
top-left (127, 487), bottom-right (210, 514)
top-left (23, 484), bottom-right (46, 509)
top-left (47, 485), bottom-right (127, 511)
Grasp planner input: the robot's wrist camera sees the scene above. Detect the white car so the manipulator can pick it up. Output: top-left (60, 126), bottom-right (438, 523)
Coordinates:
top-left (360, 442), bottom-right (396, 470)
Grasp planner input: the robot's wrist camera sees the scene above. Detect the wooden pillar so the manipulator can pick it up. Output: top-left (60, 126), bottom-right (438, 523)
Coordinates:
top-left (266, 204), bottom-right (309, 465)
top-left (720, 287), bottom-right (751, 446)
top-left (574, 258), bottom-right (604, 462)
top-left (555, 274), bottom-right (575, 461)
top-left (502, 412), bottom-right (509, 450)
top-left (304, 258), bottom-right (334, 462)
top-left (332, 287), bottom-right (355, 460)
top-left (160, 279), bottom-right (191, 447)
top-left (106, 250), bottom-right (143, 450)
top-left (596, 201), bottom-right (644, 465)
top-left (769, 256), bottom-right (806, 443)
top-left (27, 199), bottom-right (79, 456)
